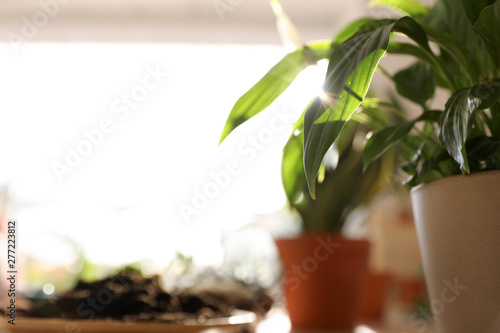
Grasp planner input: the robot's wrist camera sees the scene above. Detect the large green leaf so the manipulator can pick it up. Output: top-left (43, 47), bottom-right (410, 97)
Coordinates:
top-left (282, 117), bottom-right (375, 231)
top-left (281, 104), bottom-right (309, 207)
top-left (363, 111), bottom-right (441, 167)
top-left (387, 42), bottom-right (452, 89)
top-left (333, 18), bottom-right (376, 45)
top-left (282, 128), bottom-right (306, 207)
top-left (303, 17), bottom-right (431, 197)
top-left (462, 0), bottom-right (495, 25)
top-left (219, 40), bottom-right (330, 144)
top-left (438, 81), bottom-right (500, 172)
top-left (439, 91), bottom-right (479, 172)
top-left (422, 25), bottom-right (477, 85)
top-left (369, 0), bottom-right (430, 17)
top-left (428, 0), bottom-right (481, 57)
top-left (394, 62), bottom-right (436, 107)
top-left (473, 1), bottom-right (500, 67)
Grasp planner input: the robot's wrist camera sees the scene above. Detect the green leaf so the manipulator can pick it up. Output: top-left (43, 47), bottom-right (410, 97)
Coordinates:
top-left (407, 158), bottom-right (439, 187)
top-left (363, 121), bottom-right (416, 168)
top-left (387, 42), bottom-right (432, 62)
top-left (282, 128), bottom-right (306, 207)
top-left (473, 1), bottom-right (500, 67)
top-left (281, 102), bottom-right (310, 207)
top-left (473, 80), bottom-right (500, 110)
top-left (393, 62), bottom-right (435, 107)
top-left (487, 103), bottom-right (500, 138)
top-left (362, 111), bottom-right (441, 167)
top-left (462, 0), bottom-right (495, 25)
top-left (333, 18), bottom-right (376, 45)
top-left (303, 17), bottom-right (430, 197)
top-left (219, 40), bottom-right (331, 144)
top-left (391, 17), bottom-right (432, 52)
top-left (428, 0), bottom-right (481, 57)
top-left (421, 25), bottom-right (476, 85)
top-left (271, 0), bottom-right (305, 48)
top-left (387, 42), bottom-right (452, 89)
top-left (419, 110), bottom-right (442, 122)
top-left (369, 0), bottom-right (430, 17)
top-left (438, 81), bottom-right (500, 172)
top-left (438, 90), bottom-right (479, 172)
top-left (467, 135), bottom-right (500, 165)
top-left (436, 156), bottom-right (461, 177)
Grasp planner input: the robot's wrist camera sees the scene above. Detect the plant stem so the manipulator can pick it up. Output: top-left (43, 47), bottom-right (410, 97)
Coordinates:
top-left (461, 145), bottom-right (470, 174)
top-left (427, 52), bottom-right (459, 91)
top-left (377, 65), bottom-right (393, 82)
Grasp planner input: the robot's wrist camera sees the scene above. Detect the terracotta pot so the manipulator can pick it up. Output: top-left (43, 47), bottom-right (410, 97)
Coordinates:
top-left (360, 272), bottom-right (391, 321)
top-left (275, 233), bottom-right (370, 330)
top-left (396, 277), bottom-right (426, 306)
top-left (411, 171), bottom-right (500, 333)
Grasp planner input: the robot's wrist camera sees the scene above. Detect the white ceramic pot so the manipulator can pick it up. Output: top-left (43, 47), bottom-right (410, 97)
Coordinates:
top-left (411, 170), bottom-right (500, 333)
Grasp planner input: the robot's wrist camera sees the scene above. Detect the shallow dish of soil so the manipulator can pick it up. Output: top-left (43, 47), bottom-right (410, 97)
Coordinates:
top-left (7, 269), bottom-right (258, 333)
top-left (7, 310), bottom-right (256, 333)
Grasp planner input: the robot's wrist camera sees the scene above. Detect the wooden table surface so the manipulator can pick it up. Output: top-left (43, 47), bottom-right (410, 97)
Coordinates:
top-left (1, 308), bottom-right (438, 333)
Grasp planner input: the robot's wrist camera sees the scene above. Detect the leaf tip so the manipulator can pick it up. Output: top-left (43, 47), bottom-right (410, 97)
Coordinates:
top-left (307, 181), bottom-right (316, 200)
top-left (218, 129), bottom-right (229, 146)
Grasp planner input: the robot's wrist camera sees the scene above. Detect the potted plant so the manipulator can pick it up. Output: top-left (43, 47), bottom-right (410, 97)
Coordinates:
top-left (219, 0), bottom-right (500, 332)
top-left (219, 4), bottom-right (398, 331)
top-left (276, 118), bottom-right (394, 329)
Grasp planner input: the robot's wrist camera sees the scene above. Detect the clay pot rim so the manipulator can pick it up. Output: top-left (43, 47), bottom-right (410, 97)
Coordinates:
top-left (275, 232), bottom-right (368, 244)
top-left (410, 170), bottom-right (500, 196)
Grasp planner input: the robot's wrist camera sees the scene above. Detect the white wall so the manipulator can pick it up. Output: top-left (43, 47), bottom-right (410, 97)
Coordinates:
top-left (0, 0), bottom-right (368, 43)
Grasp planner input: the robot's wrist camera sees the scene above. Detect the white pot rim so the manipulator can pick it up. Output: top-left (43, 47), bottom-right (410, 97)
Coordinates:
top-left (410, 169), bottom-right (500, 196)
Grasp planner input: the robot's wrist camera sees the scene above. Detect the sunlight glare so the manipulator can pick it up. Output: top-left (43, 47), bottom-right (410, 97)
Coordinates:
top-left (355, 325), bottom-right (377, 333)
top-left (43, 283), bottom-right (55, 296)
top-left (255, 308), bottom-right (291, 333)
top-left (291, 59), bottom-right (328, 99)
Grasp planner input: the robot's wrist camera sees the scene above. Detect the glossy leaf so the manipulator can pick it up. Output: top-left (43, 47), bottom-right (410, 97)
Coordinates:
top-left (369, 0), bottom-right (430, 17)
top-left (363, 121), bottom-right (416, 168)
top-left (303, 17), bottom-right (431, 197)
top-left (462, 0), bottom-right (495, 25)
top-left (438, 90), bottom-right (478, 172)
top-left (473, 1), bottom-right (500, 67)
top-left (363, 111), bottom-right (441, 167)
top-left (391, 17), bottom-right (432, 52)
top-left (332, 18), bottom-right (376, 45)
top-left (219, 41), bottom-right (330, 144)
top-left (438, 81), bottom-right (500, 172)
top-left (394, 62), bottom-right (435, 107)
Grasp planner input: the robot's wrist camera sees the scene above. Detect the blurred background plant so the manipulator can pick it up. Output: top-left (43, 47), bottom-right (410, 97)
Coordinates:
top-left (282, 112), bottom-right (397, 232)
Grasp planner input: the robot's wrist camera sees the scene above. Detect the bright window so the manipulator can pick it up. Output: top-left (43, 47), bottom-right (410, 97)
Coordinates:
top-left (0, 0), bottom-right (367, 290)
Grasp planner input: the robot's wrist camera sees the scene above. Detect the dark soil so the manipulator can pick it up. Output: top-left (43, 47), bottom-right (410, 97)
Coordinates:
top-left (20, 270), bottom-right (236, 323)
